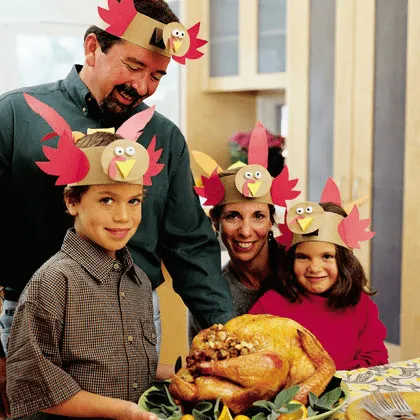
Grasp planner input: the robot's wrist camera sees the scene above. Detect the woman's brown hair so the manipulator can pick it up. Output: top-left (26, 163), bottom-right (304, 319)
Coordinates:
top-left (210, 185), bottom-right (285, 292)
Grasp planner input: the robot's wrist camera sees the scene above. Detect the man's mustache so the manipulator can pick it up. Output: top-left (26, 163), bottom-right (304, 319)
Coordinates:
top-left (117, 84), bottom-right (143, 102)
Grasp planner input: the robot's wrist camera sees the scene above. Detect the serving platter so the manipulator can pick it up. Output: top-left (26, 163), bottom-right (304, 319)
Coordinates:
top-left (138, 378), bottom-right (350, 420)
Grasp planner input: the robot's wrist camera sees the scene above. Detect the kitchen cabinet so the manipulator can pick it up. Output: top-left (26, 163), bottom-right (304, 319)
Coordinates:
top-left (201, 0), bottom-right (287, 91)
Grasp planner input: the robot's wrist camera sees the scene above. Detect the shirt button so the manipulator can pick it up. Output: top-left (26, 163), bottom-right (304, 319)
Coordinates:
top-left (113, 262), bottom-right (120, 270)
top-left (82, 107), bottom-right (87, 112)
top-left (132, 382), bottom-right (138, 389)
top-left (120, 291), bottom-right (126, 298)
top-left (128, 335), bottom-right (134, 342)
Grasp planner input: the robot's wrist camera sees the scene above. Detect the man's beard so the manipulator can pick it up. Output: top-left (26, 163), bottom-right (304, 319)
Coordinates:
top-left (99, 84), bottom-right (145, 127)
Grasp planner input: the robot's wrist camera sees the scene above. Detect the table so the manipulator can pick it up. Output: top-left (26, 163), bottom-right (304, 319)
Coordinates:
top-left (330, 357), bottom-right (420, 419)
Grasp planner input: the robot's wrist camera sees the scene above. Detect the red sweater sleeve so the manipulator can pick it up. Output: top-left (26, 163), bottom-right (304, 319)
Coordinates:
top-left (351, 293), bottom-right (389, 369)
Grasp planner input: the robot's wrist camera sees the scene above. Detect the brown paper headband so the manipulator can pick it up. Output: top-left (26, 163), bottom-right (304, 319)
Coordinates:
top-left (24, 93), bottom-right (164, 187)
top-left (277, 178), bottom-right (375, 250)
top-left (97, 0), bottom-right (207, 64)
top-left (193, 121), bottom-right (301, 208)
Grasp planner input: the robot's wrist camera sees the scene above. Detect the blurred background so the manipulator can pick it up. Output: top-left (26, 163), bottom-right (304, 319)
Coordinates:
top-left (1, 0), bottom-right (419, 364)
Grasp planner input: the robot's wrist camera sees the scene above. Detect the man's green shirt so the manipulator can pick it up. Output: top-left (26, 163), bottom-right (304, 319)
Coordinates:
top-left (0, 66), bottom-right (233, 328)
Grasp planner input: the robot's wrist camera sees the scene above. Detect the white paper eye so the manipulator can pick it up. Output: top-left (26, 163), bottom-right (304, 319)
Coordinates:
top-left (254, 171), bottom-right (262, 179)
top-left (179, 31), bottom-right (186, 38)
top-left (125, 146), bottom-right (136, 156)
top-left (296, 207), bottom-right (304, 215)
top-left (114, 146), bottom-right (124, 156)
top-left (244, 171), bottom-right (253, 179)
top-left (305, 206), bottom-right (313, 214)
top-left (172, 29), bottom-right (181, 37)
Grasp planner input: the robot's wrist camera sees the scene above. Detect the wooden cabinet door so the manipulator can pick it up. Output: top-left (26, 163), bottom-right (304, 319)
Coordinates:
top-left (202, 0), bottom-right (288, 91)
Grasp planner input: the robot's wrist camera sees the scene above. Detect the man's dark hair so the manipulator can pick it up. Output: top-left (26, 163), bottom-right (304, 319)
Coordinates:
top-left (84, 0), bottom-right (179, 53)
top-left (276, 201), bottom-right (376, 309)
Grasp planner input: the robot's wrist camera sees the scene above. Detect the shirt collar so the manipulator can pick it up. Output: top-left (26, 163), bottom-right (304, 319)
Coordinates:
top-left (61, 228), bottom-right (135, 284)
top-left (63, 65), bottom-right (100, 117)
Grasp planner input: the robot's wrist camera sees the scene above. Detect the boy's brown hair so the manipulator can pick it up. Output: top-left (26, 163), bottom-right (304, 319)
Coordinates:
top-left (63, 132), bottom-right (123, 206)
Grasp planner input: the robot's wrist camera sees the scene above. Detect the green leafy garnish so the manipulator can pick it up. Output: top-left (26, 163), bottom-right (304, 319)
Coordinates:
top-left (250, 386), bottom-right (302, 420)
top-left (306, 387), bottom-right (343, 417)
top-left (143, 381), bottom-right (182, 420)
top-left (192, 398), bottom-right (223, 420)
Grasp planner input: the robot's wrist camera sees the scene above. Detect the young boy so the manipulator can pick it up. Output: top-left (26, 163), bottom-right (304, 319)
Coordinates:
top-left (6, 95), bottom-right (164, 420)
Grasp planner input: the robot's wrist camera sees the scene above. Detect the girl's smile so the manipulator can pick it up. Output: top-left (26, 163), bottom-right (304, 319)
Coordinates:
top-left (294, 241), bottom-right (339, 295)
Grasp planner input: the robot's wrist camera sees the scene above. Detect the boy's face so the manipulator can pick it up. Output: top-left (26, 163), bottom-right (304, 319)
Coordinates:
top-left (65, 183), bottom-right (143, 259)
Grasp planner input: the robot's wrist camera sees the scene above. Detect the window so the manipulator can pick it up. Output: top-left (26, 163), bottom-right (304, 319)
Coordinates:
top-left (0, 0), bottom-right (181, 126)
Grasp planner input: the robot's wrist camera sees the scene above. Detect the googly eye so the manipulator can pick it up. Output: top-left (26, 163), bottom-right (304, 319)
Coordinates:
top-left (305, 206), bottom-right (313, 214)
top-left (179, 31), bottom-right (185, 38)
top-left (114, 146), bottom-right (124, 156)
top-left (254, 171), bottom-right (262, 179)
top-left (296, 207), bottom-right (304, 215)
top-left (125, 146), bottom-right (136, 156)
top-left (172, 29), bottom-right (181, 37)
top-left (244, 171), bottom-right (253, 179)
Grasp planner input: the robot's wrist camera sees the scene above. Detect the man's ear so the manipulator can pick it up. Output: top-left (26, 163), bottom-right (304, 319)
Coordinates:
top-left (84, 34), bottom-right (99, 67)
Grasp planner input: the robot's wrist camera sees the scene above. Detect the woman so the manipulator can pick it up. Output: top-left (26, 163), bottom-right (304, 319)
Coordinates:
top-left (189, 121), bottom-right (300, 342)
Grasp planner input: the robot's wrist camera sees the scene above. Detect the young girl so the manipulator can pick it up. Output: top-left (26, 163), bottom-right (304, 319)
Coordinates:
top-left (249, 179), bottom-right (389, 370)
top-left (6, 94), bottom-right (165, 420)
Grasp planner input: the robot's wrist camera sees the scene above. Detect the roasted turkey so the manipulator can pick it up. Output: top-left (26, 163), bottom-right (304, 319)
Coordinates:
top-left (169, 314), bottom-right (336, 414)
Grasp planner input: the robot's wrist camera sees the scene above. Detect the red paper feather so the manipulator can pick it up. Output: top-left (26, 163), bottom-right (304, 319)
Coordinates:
top-left (193, 169), bottom-right (225, 205)
top-left (338, 205), bottom-right (375, 249)
top-left (24, 93), bottom-right (72, 140)
top-left (143, 135), bottom-right (164, 186)
top-left (35, 131), bottom-right (89, 185)
top-left (248, 121), bottom-right (268, 168)
top-left (275, 221), bottom-right (293, 250)
top-left (116, 105), bottom-right (155, 141)
top-left (320, 177), bottom-right (342, 205)
top-left (24, 93), bottom-right (90, 185)
top-left (172, 22), bottom-right (208, 65)
top-left (97, 0), bottom-right (137, 37)
top-left (270, 165), bottom-right (301, 207)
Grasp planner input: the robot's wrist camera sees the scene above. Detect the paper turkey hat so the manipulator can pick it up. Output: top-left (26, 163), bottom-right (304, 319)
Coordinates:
top-left (23, 93), bottom-right (164, 186)
top-left (193, 121), bottom-right (301, 208)
top-left (97, 0), bottom-right (207, 64)
top-left (277, 177), bottom-right (375, 250)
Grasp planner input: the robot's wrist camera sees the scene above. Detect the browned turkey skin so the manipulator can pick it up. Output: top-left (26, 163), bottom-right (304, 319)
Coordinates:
top-left (169, 314), bottom-right (336, 414)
